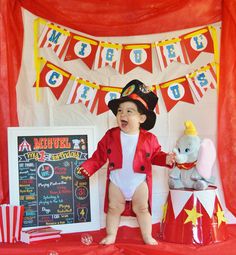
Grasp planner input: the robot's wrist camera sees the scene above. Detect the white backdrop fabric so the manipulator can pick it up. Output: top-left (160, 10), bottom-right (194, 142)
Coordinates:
top-left (16, 9), bottom-right (235, 228)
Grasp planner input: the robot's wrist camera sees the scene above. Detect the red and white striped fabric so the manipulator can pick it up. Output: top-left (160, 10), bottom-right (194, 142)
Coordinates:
top-left (93, 42), bottom-right (123, 73)
top-left (0, 204), bottom-right (24, 243)
top-left (156, 39), bottom-right (188, 71)
top-left (187, 64), bottom-right (217, 101)
top-left (38, 23), bottom-right (71, 60)
top-left (66, 78), bottom-right (99, 114)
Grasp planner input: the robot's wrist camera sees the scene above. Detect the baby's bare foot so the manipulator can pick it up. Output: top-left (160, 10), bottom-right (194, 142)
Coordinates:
top-left (143, 236), bottom-right (158, 245)
top-left (99, 234), bottom-right (116, 245)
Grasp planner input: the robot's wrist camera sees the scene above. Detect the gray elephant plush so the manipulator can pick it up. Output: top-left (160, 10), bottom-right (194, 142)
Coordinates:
top-left (169, 120), bottom-right (216, 190)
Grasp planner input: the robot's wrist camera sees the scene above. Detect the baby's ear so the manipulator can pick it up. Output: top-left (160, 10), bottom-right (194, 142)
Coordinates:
top-left (140, 114), bottom-right (147, 124)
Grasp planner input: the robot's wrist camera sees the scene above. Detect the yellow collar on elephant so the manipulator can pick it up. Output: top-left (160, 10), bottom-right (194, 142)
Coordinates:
top-left (175, 161), bottom-right (197, 170)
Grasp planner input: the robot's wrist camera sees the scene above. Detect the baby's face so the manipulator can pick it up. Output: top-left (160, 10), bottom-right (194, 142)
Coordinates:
top-left (116, 101), bottom-right (146, 134)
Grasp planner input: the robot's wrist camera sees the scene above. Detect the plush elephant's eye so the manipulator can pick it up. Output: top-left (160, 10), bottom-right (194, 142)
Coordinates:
top-left (178, 148), bottom-right (181, 153)
top-left (185, 148), bottom-right (190, 153)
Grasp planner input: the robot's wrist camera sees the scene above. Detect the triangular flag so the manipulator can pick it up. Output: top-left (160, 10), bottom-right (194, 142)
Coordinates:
top-left (123, 44), bottom-right (152, 74)
top-left (38, 23), bottom-right (71, 60)
top-left (156, 38), bottom-right (188, 71)
top-left (66, 78), bottom-right (99, 114)
top-left (94, 42), bottom-right (123, 73)
top-left (64, 33), bottom-right (98, 69)
top-left (33, 61), bottom-right (71, 99)
top-left (187, 63), bottom-right (217, 101)
top-left (96, 87), bottom-right (120, 115)
top-left (181, 27), bottom-right (214, 63)
top-left (160, 77), bottom-right (195, 112)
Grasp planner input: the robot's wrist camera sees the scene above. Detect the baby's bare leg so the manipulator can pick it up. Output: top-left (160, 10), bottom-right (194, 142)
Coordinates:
top-left (132, 182), bottom-right (158, 245)
top-left (100, 182), bottom-right (125, 245)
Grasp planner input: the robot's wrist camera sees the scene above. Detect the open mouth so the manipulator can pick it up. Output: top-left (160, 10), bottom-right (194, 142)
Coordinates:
top-left (121, 120), bottom-right (128, 128)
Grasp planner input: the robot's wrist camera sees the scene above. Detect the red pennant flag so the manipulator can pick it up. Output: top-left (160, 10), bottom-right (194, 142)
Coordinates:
top-left (181, 27), bottom-right (214, 63)
top-left (64, 34), bottom-right (99, 69)
top-left (93, 42), bottom-right (123, 73)
top-left (33, 61), bottom-right (71, 100)
top-left (156, 39), bottom-right (189, 71)
top-left (66, 78), bottom-right (99, 114)
top-left (38, 23), bottom-right (71, 60)
top-left (96, 87), bottom-right (121, 115)
top-left (187, 63), bottom-right (217, 101)
top-left (160, 78), bottom-right (195, 112)
top-left (123, 44), bottom-right (152, 74)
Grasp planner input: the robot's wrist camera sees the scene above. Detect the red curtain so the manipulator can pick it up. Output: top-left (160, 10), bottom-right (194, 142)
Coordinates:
top-left (1, 0), bottom-right (236, 217)
top-left (218, 0), bottom-right (236, 217)
top-left (0, 0), bottom-right (23, 203)
top-left (19, 0), bottom-right (221, 36)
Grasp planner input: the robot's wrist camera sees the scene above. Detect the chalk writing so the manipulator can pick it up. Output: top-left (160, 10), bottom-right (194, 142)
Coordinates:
top-left (17, 134), bottom-right (91, 227)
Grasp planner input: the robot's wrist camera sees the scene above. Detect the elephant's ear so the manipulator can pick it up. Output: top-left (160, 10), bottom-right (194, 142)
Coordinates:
top-left (196, 138), bottom-right (216, 179)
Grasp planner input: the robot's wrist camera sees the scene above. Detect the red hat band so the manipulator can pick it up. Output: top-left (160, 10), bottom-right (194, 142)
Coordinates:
top-left (127, 93), bottom-right (148, 110)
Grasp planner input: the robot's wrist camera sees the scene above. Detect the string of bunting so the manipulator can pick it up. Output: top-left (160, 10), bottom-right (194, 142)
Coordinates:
top-left (33, 18), bottom-right (220, 114)
top-left (33, 57), bottom-right (217, 114)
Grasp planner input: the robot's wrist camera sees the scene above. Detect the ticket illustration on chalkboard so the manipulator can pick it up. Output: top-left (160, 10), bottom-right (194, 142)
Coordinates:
top-left (8, 127), bottom-right (100, 233)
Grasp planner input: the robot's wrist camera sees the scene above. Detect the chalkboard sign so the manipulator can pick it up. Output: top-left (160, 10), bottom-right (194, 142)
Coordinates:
top-left (8, 126), bottom-right (100, 233)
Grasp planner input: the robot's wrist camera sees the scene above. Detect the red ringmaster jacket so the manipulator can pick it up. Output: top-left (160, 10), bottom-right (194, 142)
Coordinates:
top-left (81, 127), bottom-right (171, 216)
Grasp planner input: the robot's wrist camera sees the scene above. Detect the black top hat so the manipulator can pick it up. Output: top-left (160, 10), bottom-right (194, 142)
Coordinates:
top-left (108, 80), bottom-right (158, 130)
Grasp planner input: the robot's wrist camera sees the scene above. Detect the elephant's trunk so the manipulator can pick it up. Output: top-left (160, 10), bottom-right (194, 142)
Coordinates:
top-left (173, 148), bottom-right (188, 164)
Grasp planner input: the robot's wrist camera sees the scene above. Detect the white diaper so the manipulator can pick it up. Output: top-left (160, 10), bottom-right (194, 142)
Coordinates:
top-left (110, 173), bottom-right (146, 200)
top-left (109, 131), bottom-right (146, 200)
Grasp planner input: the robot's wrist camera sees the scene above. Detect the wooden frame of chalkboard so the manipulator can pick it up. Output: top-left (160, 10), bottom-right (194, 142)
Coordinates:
top-left (8, 126), bottom-right (100, 233)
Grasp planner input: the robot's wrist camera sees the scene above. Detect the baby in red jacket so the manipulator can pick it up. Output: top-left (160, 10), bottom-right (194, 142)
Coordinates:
top-left (79, 80), bottom-right (175, 245)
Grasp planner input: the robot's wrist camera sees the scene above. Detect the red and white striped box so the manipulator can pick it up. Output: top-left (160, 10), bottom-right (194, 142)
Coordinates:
top-left (0, 204), bottom-right (24, 243)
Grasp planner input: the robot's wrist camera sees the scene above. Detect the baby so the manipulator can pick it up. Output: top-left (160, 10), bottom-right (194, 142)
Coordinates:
top-left (79, 80), bottom-right (175, 245)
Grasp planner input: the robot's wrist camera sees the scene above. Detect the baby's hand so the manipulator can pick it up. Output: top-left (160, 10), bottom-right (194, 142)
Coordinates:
top-left (166, 152), bottom-right (176, 166)
top-left (77, 167), bottom-right (90, 178)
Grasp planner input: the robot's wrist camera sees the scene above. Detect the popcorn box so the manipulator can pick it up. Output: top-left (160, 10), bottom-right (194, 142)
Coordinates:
top-left (21, 227), bottom-right (61, 244)
top-left (0, 204), bottom-right (24, 243)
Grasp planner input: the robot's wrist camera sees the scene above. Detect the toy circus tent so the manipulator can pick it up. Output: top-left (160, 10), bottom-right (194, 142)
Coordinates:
top-left (161, 187), bottom-right (228, 245)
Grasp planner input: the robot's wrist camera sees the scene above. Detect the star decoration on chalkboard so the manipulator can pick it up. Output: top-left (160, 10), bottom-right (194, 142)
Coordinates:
top-left (184, 206), bottom-right (203, 226)
top-left (162, 202), bottom-right (168, 222)
top-left (216, 204), bottom-right (227, 227)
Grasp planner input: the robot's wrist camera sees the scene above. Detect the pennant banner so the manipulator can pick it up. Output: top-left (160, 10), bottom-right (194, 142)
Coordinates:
top-left (38, 22), bottom-right (70, 60)
top-left (94, 42), bottom-right (123, 73)
top-left (36, 18), bottom-right (217, 75)
top-left (33, 60), bottom-right (71, 99)
top-left (160, 77), bottom-right (195, 112)
top-left (156, 38), bottom-right (188, 71)
top-left (123, 44), bottom-right (153, 74)
top-left (66, 78), bottom-right (99, 114)
top-left (181, 27), bottom-right (214, 63)
top-left (34, 18), bottom-right (218, 115)
top-left (34, 60), bottom-right (216, 114)
top-left (187, 63), bottom-right (217, 101)
top-left (64, 34), bottom-right (99, 69)
top-left (96, 88), bottom-right (120, 115)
